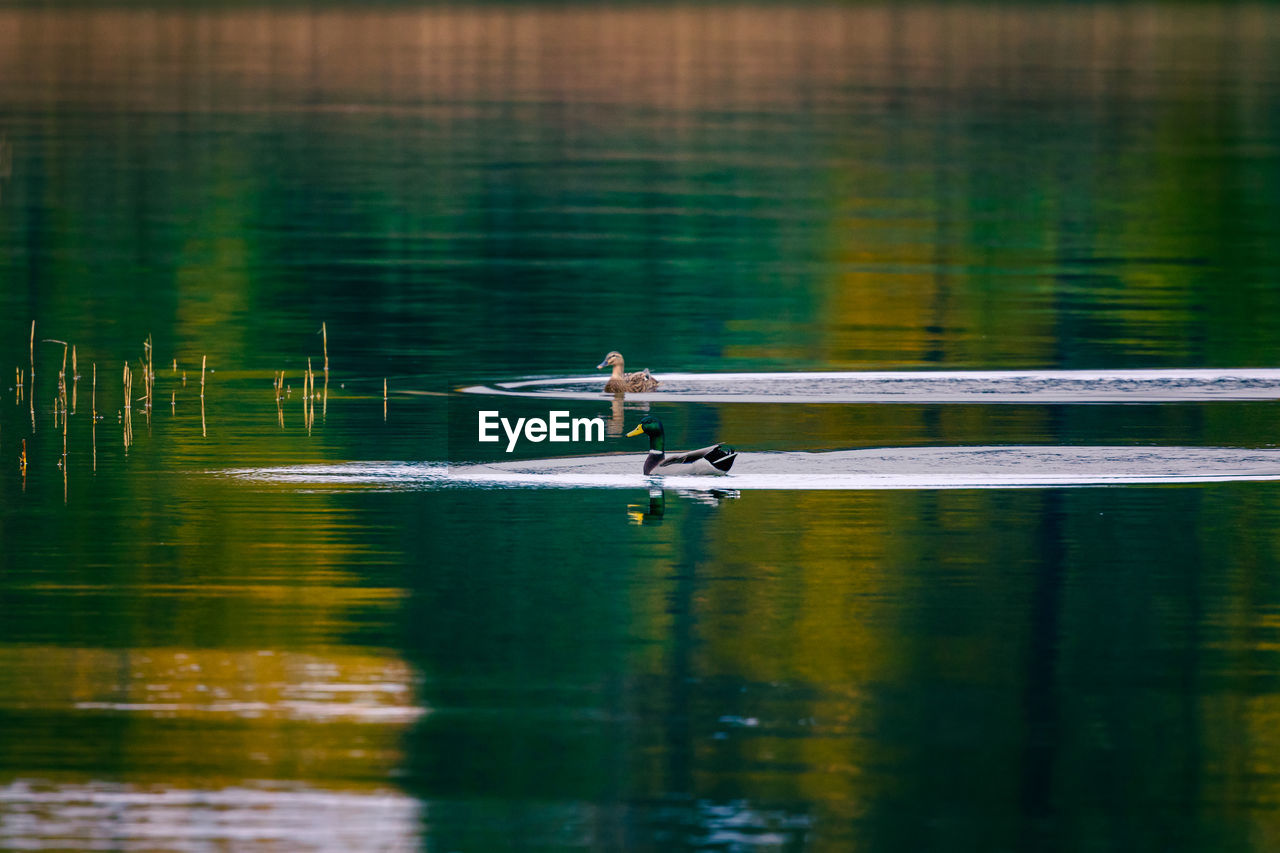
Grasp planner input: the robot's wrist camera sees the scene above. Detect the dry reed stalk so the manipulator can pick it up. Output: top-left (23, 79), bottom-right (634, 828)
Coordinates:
top-left (141, 358), bottom-right (151, 426)
top-left (92, 363), bottom-right (96, 420)
top-left (305, 358), bottom-right (313, 430)
top-left (141, 335), bottom-right (154, 412)
top-left (122, 362), bottom-right (133, 449)
top-left (19, 438), bottom-right (26, 476)
top-left (55, 341), bottom-right (67, 419)
top-left (320, 321), bottom-right (329, 416)
top-left (273, 370), bottom-right (284, 428)
top-left (200, 355), bottom-right (206, 397)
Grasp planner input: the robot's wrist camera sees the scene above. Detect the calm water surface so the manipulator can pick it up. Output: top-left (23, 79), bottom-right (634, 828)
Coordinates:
top-left (2, 4), bottom-right (1280, 851)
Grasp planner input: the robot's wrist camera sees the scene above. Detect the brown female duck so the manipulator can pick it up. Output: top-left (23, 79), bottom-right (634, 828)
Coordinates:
top-left (597, 351), bottom-right (659, 393)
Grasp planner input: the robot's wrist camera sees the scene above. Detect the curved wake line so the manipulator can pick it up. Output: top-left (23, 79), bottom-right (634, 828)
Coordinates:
top-left (460, 368), bottom-right (1280, 403)
top-left (222, 446), bottom-right (1280, 491)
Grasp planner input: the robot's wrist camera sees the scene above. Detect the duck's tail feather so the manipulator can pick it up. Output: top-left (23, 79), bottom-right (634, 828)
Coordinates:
top-left (659, 444), bottom-right (737, 473)
top-left (706, 445), bottom-right (736, 472)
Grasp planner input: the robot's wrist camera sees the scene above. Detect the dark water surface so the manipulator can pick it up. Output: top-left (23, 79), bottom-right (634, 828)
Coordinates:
top-left (3, 5), bottom-right (1280, 851)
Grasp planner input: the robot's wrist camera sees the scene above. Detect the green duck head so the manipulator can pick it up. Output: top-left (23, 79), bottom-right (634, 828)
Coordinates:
top-left (625, 415), bottom-right (664, 451)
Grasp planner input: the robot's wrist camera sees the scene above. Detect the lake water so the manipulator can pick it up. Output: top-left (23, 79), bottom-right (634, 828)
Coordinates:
top-left (3, 4), bottom-right (1280, 851)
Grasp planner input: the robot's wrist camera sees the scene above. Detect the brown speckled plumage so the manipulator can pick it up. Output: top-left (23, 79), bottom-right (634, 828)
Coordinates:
top-left (597, 351), bottom-right (659, 392)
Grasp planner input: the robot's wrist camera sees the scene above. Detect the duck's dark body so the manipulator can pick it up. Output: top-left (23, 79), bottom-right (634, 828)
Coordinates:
top-left (629, 415), bottom-right (736, 476)
top-left (644, 444), bottom-right (738, 475)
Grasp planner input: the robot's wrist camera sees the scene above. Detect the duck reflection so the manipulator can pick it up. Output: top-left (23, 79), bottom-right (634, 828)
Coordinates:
top-left (606, 392), bottom-right (649, 437)
top-left (627, 487), bottom-right (740, 524)
top-left (675, 488), bottom-right (740, 506)
top-left (627, 487), bottom-right (665, 525)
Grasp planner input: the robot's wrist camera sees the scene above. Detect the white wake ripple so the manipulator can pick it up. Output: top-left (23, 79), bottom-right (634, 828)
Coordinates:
top-left (461, 369), bottom-right (1280, 403)
top-left (223, 446), bottom-right (1280, 491)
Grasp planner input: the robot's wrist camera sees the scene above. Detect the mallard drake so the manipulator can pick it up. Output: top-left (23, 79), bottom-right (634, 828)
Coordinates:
top-left (626, 415), bottom-right (736, 476)
top-left (598, 351), bottom-right (659, 393)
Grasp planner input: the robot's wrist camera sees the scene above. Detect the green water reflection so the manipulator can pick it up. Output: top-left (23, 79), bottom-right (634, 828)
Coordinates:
top-left (2, 4), bottom-right (1280, 851)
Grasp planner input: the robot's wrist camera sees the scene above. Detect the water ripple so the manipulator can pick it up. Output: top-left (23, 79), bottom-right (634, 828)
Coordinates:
top-left (462, 369), bottom-right (1280, 403)
top-left (223, 446), bottom-right (1280, 491)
